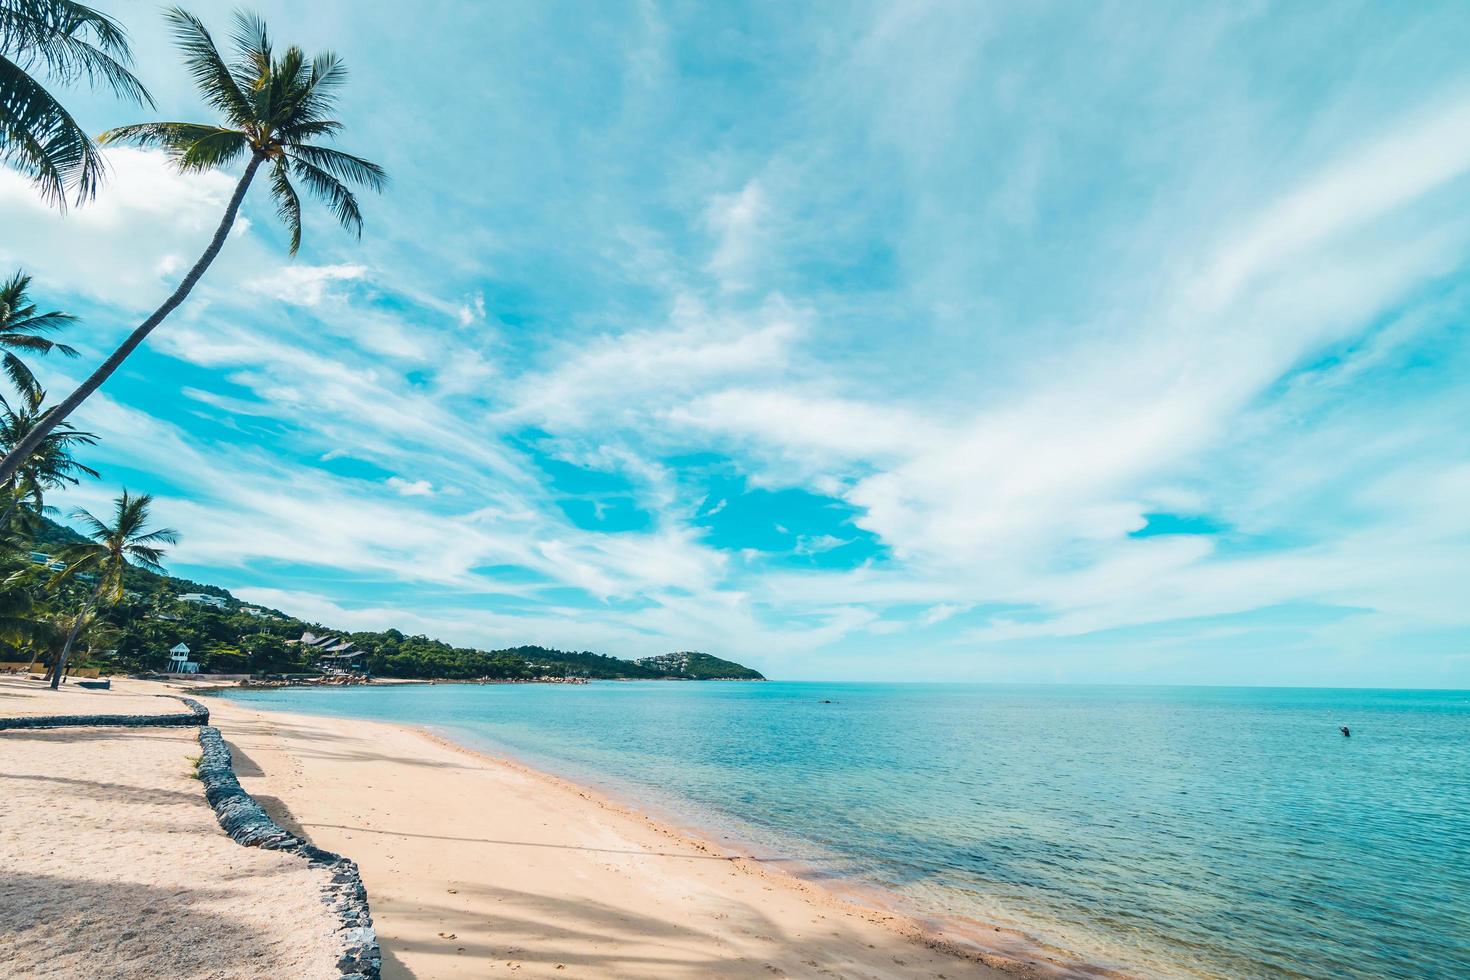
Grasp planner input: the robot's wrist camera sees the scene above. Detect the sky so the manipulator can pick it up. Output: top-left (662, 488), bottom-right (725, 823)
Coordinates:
top-left (3, 0), bottom-right (1469, 686)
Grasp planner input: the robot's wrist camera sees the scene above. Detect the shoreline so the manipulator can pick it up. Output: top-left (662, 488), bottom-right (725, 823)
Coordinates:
top-left (403, 723), bottom-right (1115, 980)
top-left (203, 680), bottom-right (1121, 979)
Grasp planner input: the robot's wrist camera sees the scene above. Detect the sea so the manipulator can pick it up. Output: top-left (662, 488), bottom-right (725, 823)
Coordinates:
top-left (221, 681), bottom-right (1470, 979)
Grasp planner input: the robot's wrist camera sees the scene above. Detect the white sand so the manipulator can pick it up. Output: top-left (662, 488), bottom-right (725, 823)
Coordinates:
top-left (0, 674), bottom-right (194, 717)
top-left (0, 679), bottom-right (344, 979)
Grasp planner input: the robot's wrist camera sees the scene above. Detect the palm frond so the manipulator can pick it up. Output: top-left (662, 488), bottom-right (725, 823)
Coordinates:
top-left (269, 158), bottom-right (301, 255)
top-left (283, 142), bottom-right (386, 192)
top-left (122, 543), bottom-right (168, 575)
top-left (99, 121), bottom-right (251, 175)
top-left (1, 351), bottom-right (39, 400)
top-left (274, 118), bottom-right (340, 143)
top-left (47, 544), bottom-right (101, 588)
top-left (0, 269), bottom-right (32, 312)
top-left (226, 8), bottom-right (270, 89)
top-left (265, 45), bottom-right (307, 127)
top-left (99, 120), bottom-right (231, 154)
top-left (128, 525), bottom-right (179, 546)
top-left (174, 126), bottom-right (250, 172)
top-left (294, 50), bottom-right (345, 114)
top-left (0, 331), bottom-right (56, 351)
top-left (0, 0), bottom-right (152, 105)
top-left (6, 308), bottom-right (76, 335)
top-left (68, 503), bottom-right (109, 541)
top-left (288, 154), bottom-right (362, 236)
top-left (163, 6), bottom-right (255, 127)
top-left (0, 50), bottom-right (104, 206)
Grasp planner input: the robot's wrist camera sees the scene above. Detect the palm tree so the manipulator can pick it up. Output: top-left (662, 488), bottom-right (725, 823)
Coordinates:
top-left (0, 546), bottom-right (47, 664)
top-left (0, 384), bottom-right (97, 534)
top-left (48, 489), bottom-right (175, 689)
top-left (0, 6), bottom-right (386, 486)
top-left (0, 269), bottom-right (79, 398)
top-left (0, 0), bottom-right (153, 205)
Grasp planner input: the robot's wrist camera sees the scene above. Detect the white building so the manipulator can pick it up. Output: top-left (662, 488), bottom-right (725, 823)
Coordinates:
top-left (178, 593), bottom-right (229, 610)
top-left (166, 643), bottom-right (199, 674)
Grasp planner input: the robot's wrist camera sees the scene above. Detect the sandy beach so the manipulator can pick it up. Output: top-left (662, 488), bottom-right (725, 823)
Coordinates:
top-left (0, 674), bottom-right (1092, 979)
top-left (0, 678), bottom-right (343, 979)
top-left (199, 685), bottom-right (1051, 980)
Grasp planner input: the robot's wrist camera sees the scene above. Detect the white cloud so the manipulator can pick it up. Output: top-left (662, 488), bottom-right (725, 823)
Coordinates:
top-left (0, 148), bottom-right (241, 308)
top-left (387, 477), bottom-right (435, 496)
top-left (706, 179), bottom-right (766, 290)
top-left (456, 291), bottom-right (487, 325)
top-left (503, 298), bottom-right (803, 429)
top-left (245, 263), bottom-right (366, 307)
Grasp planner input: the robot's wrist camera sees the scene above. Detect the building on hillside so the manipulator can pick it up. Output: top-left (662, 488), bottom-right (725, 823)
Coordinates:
top-left (178, 593), bottom-right (229, 610)
top-left (240, 606), bottom-right (272, 617)
top-left (317, 649), bottom-right (368, 675)
top-left (27, 551), bottom-right (65, 572)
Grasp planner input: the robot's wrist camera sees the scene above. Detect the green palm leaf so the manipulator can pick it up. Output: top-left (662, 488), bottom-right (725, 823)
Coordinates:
top-left (0, 0), bottom-right (153, 205)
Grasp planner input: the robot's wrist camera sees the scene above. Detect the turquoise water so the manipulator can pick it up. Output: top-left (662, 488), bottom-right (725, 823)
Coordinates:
top-left (223, 682), bottom-right (1470, 978)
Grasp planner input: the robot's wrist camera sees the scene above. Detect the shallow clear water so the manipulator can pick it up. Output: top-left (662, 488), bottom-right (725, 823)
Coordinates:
top-left (223, 681), bottom-right (1470, 978)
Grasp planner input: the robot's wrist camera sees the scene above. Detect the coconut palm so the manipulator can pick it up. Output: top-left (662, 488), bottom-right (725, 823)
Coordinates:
top-left (48, 489), bottom-right (175, 689)
top-left (0, 269), bottom-right (79, 399)
top-left (0, 547), bottom-right (46, 663)
top-left (0, 0), bottom-right (153, 205)
top-left (0, 384), bottom-right (97, 534)
top-left (0, 6), bottom-right (386, 486)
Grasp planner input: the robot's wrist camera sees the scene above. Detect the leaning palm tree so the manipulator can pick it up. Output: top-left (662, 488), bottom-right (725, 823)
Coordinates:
top-left (48, 489), bottom-right (175, 689)
top-left (0, 384), bottom-right (97, 534)
top-left (0, 6), bottom-right (386, 486)
top-left (0, 0), bottom-right (153, 205)
top-left (0, 269), bottom-right (79, 398)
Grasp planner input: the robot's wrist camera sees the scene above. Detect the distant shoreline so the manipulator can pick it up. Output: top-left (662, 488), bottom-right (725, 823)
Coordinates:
top-left (176, 674), bottom-right (767, 693)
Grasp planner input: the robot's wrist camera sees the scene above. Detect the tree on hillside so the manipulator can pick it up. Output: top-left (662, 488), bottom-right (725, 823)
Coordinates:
top-left (48, 489), bottom-right (175, 688)
top-left (0, 6), bottom-right (386, 485)
top-left (0, 0), bottom-right (153, 205)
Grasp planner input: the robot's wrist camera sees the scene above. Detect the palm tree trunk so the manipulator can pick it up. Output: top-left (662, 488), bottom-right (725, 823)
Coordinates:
top-left (50, 594), bottom-right (99, 691)
top-left (0, 153), bottom-right (265, 486)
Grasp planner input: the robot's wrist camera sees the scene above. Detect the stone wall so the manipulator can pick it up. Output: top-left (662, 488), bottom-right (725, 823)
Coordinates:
top-left (0, 696), bottom-right (209, 730)
top-left (197, 726), bottom-right (381, 980)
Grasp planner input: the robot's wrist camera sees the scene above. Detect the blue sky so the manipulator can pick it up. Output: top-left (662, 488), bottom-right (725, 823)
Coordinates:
top-left (4, 1), bottom-right (1469, 685)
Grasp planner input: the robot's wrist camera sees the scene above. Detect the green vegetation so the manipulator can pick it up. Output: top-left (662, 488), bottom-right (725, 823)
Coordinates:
top-left (632, 651), bottom-right (765, 681)
top-left (47, 491), bottom-right (176, 688)
top-left (0, 0), bottom-right (153, 206)
top-left (11, 512), bottom-right (765, 682)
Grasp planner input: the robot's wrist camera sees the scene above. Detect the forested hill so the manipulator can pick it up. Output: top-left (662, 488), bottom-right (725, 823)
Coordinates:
top-left (633, 651), bottom-right (765, 680)
top-left (38, 517), bottom-right (766, 681)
